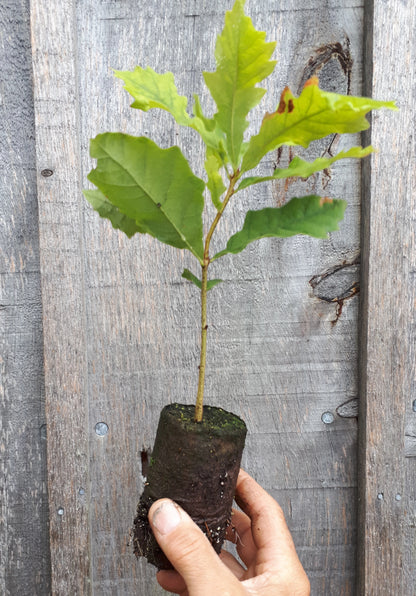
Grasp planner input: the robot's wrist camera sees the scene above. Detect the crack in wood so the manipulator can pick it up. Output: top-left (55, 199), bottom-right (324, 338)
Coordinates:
top-left (336, 398), bottom-right (359, 418)
top-left (309, 257), bottom-right (360, 325)
top-left (298, 37), bottom-right (353, 188)
top-left (272, 37), bottom-right (354, 203)
top-left (298, 39), bottom-right (353, 94)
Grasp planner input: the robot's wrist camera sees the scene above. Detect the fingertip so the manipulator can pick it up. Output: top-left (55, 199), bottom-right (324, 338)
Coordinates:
top-left (149, 500), bottom-right (241, 593)
top-left (156, 569), bottom-right (187, 593)
top-left (148, 497), bottom-right (174, 521)
top-left (235, 469), bottom-right (257, 499)
top-left (148, 499), bottom-right (183, 536)
top-left (236, 468), bottom-right (248, 483)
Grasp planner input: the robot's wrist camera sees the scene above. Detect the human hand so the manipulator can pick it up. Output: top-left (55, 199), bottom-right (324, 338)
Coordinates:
top-left (148, 469), bottom-right (310, 595)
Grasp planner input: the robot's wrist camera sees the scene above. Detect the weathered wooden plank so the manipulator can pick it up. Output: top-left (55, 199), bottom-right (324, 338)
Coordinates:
top-left (29, 0), bottom-right (91, 593)
top-left (273, 487), bottom-right (356, 595)
top-left (358, 0), bottom-right (416, 593)
top-left (31, 0), bottom-right (366, 593)
top-left (78, 2), bottom-right (363, 594)
top-left (0, 0), bottom-right (51, 593)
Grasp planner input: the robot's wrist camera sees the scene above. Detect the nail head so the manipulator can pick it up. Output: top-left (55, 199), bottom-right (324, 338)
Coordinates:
top-left (57, 507), bottom-right (64, 516)
top-left (95, 421), bottom-right (109, 436)
top-left (321, 411), bottom-right (335, 425)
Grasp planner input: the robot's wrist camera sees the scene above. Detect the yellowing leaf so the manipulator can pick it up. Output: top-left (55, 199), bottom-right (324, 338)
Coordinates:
top-left (190, 101), bottom-right (227, 156)
top-left (241, 77), bottom-right (398, 173)
top-left (203, 0), bottom-right (276, 167)
top-left (205, 151), bottom-right (226, 210)
top-left (114, 67), bottom-right (190, 125)
top-left (115, 67), bottom-right (225, 155)
top-left (238, 145), bottom-right (375, 190)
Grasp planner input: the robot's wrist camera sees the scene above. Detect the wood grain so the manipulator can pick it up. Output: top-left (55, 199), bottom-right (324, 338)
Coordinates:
top-left (358, 0), bottom-right (416, 593)
top-left (30, 0), bottom-right (368, 593)
top-left (30, 0), bottom-right (91, 593)
top-left (0, 0), bottom-right (51, 593)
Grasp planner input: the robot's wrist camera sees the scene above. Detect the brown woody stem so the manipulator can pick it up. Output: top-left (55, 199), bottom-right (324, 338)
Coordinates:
top-left (194, 171), bottom-right (240, 422)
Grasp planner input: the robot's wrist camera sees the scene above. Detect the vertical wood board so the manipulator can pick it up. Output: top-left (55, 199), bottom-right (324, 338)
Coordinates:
top-left (32, 0), bottom-right (366, 593)
top-left (358, 0), bottom-right (416, 593)
top-left (30, 0), bottom-right (91, 593)
top-left (0, 0), bottom-right (51, 593)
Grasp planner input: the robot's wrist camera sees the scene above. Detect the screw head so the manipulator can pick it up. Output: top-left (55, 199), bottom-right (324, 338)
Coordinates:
top-left (41, 168), bottom-right (53, 177)
top-left (95, 422), bottom-right (109, 436)
top-left (377, 492), bottom-right (384, 501)
top-left (321, 411), bottom-right (335, 425)
top-left (57, 507), bottom-right (64, 516)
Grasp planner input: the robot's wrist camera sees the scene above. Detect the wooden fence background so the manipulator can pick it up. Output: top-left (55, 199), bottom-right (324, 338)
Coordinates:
top-left (1, 0), bottom-right (415, 594)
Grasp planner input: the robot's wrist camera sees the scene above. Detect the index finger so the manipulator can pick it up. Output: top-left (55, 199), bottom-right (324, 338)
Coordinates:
top-left (235, 469), bottom-right (297, 559)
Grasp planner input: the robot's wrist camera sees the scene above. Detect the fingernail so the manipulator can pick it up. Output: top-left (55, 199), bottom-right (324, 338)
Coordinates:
top-left (151, 501), bottom-right (182, 535)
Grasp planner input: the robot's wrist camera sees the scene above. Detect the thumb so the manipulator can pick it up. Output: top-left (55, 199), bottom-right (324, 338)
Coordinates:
top-left (149, 499), bottom-right (243, 595)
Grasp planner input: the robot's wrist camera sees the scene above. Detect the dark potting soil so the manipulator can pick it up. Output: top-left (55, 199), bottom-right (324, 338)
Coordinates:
top-left (132, 403), bottom-right (247, 569)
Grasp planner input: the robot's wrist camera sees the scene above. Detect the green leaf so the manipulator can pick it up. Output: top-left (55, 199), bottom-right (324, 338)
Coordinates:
top-left (207, 278), bottom-right (224, 290)
top-left (213, 195), bottom-right (347, 260)
top-left (114, 67), bottom-right (190, 125)
top-left (191, 94), bottom-right (228, 158)
top-left (241, 77), bottom-right (398, 173)
top-left (192, 94), bottom-right (216, 132)
top-left (182, 268), bottom-right (223, 291)
top-left (87, 133), bottom-right (205, 261)
top-left (182, 268), bottom-right (202, 288)
top-left (203, 0), bottom-right (276, 167)
top-left (238, 145), bottom-right (375, 190)
top-left (114, 67), bottom-right (225, 155)
top-left (83, 188), bottom-right (145, 238)
top-left (205, 150), bottom-right (226, 209)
